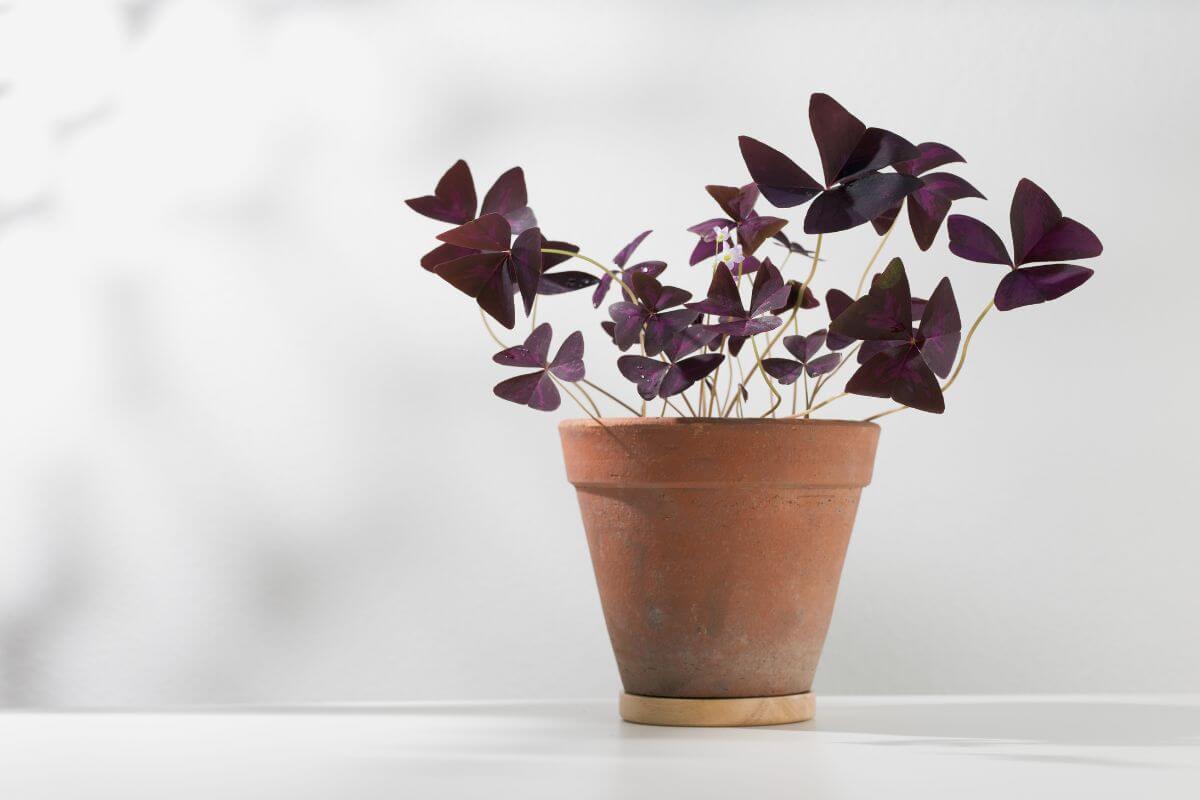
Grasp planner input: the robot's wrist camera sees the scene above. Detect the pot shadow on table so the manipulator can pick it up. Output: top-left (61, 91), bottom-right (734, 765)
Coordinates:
top-left (746, 699), bottom-right (1200, 769)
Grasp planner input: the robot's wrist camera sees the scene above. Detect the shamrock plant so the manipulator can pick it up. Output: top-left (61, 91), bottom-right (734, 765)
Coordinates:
top-left (407, 93), bottom-right (1102, 423)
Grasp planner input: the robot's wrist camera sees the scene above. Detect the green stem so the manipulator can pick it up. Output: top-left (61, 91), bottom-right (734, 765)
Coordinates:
top-left (854, 221), bottom-right (895, 299)
top-left (724, 233), bottom-right (823, 417)
top-left (551, 374), bottom-right (603, 424)
top-left (582, 379), bottom-right (641, 417)
top-left (680, 391), bottom-right (698, 417)
top-left (480, 308), bottom-right (508, 349)
top-left (573, 380), bottom-right (604, 418)
top-left (808, 342), bottom-right (860, 409)
top-left (753, 338), bottom-right (783, 418)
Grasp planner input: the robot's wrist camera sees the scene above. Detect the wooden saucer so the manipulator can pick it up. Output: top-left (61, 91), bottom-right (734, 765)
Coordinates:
top-left (618, 692), bottom-right (815, 727)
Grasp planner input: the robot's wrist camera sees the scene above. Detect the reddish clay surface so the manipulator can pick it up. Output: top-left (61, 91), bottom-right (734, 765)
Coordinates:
top-left (559, 418), bottom-right (880, 699)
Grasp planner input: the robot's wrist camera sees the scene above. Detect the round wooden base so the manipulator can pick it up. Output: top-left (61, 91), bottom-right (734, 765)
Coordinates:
top-left (618, 692), bottom-right (815, 727)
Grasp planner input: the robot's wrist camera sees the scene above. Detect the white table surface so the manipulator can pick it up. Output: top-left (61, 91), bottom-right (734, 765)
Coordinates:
top-left (2, 696), bottom-right (1197, 799)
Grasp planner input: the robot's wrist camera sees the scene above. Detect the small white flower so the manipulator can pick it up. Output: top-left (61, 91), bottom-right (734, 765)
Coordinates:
top-left (712, 225), bottom-right (736, 244)
top-left (718, 244), bottom-right (745, 267)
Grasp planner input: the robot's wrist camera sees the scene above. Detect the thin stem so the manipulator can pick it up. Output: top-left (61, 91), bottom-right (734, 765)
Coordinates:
top-left (941, 301), bottom-right (994, 393)
top-left (664, 397), bottom-right (685, 417)
top-left (659, 398), bottom-right (668, 417)
top-left (480, 308), bottom-right (508, 349)
top-left (807, 391), bottom-right (847, 416)
top-left (551, 375), bottom-right (603, 424)
top-left (724, 233), bottom-right (823, 417)
top-left (802, 371), bottom-right (811, 417)
top-left (854, 221), bottom-right (895, 299)
top-left (573, 380), bottom-right (604, 418)
top-left (862, 300), bottom-right (994, 423)
top-left (582, 378), bottom-right (641, 417)
top-left (753, 338), bottom-right (783, 418)
top-left (723, 351), bottom-right (745, 415)
top-left (680, 391), bottom-right (698, 417)
top-left (810, 342), bottom-right (860, 407)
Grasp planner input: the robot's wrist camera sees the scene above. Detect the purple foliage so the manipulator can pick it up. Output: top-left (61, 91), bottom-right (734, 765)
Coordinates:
top-left (947, 179), bottom-right (1101, 311)
top-left (407, 94), bottom-right (1101, 419)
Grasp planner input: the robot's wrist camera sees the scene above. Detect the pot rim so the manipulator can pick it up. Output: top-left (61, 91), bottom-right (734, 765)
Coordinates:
top-left (559, 417), bottom-right (879, 430)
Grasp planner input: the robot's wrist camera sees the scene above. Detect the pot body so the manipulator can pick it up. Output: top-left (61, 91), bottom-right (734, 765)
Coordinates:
top-left (559, 418), bottom-right (879, 699)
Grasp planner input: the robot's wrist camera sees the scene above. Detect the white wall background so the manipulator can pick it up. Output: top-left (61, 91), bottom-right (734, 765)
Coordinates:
top-left (0, 0), bottom-right (1196, 706)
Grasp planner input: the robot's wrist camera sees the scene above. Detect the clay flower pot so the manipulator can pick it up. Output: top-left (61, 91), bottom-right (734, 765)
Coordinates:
top-left (559, 418), bottom-right (880, 727)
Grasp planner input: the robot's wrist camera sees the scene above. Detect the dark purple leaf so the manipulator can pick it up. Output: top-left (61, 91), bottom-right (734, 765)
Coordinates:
top-left (738, 136), bottom-right (823, 208)
top-left (994, 264), bottom-right (1094, 311)
top-left (782, 330), bottom-right (827, 363)
top-left (748, 261), bottom-right (790, 317)
top-left (689, 236), bottom-right (722, 266)
top-left (660, 354), bottom-right (724, 397)
top-left (420, 242), bottom-right (476, 271)
top-left (631, 272), bottom-right (691, 311)
top-left (687, 217), bottom-right (735, 239)
top-left (1010, 179), bottom-right (1102, 265)
top-left (895, 142), bottom-right (966, 176)
top-left (809, 93), bottom-right (866, 187)
top-left (613, 230), bottom-right (652, 268)
top-left (846, 346), bottom-right (945, 413)
top-left (548, 331), bottom-right (585, 381)
top-left (600, 321), bottom-right (634, 352)
top-left (910, 296), bottom-right (928, 321)
top-left (772, 231), bottom-right (821, 257)
top-left (666, 325), bottom-right (720, 361)
top-left (803, 173), bottom-right (923, 234)
top-left (644, 309), bottom-right (697, 355)
top-left (825, 289), bottom-right (856, 350)
top-left (857, 339), bottom-right (907, 364)
top-left (493, 371), bottom-right (560, 411)
top-left (947, 214), bottom-right (1013, 266)
top-left (436, 213), bottom-right (511, 251)
top-left (436, 251), bottom-right (516, 329)
top-left (591, 259), bottom-right (667, 307)
top-left (493, 325), bottom-right (584, 411)
top-left (763, 358), bottom-right (807, 385)
top-left (908, 173), bottom-right (986, 251)
top-left (837, 128), bottom-right (919, 184)
top-left (511, 227), bottom-right (543, 314)
top-left (771, 279), bottom-right (820, 314)
top-left (871, 202), bottom-right (902, 236)
top-left (617, 355), bottom-right (670, 400)
top-left (608, 302), bottom-right (648, 350)
top-left (737, 213), bottom-right (788, 256)
top-left (706, 184), bottom-right (759, 222)
top-left (494, 322), bottom-right (553, 367)
top-left (921, 172), bottom-right (985, 202)
top-left (828, 258), bottom-right (913, 341)
top-left (687, 267), bottom-right (744, 317)
top-left (708, 315), bottom-right (782, 337)
top-left (406, 159), bottom-right (477, 224)
top-left (538, 271), bottom-right (599, 295)
top-left (481, 167), bottom-right (536, 235)
top-left (916, 277), bottom-right (961, 378)
top-left (806, 352), bottom-right (841, 377)
top-left (541, 239), bottom-right (579, 269)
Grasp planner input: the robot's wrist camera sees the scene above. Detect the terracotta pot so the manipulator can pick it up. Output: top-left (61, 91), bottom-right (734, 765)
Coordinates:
top-left (559, 418), bottom-right (880, 726)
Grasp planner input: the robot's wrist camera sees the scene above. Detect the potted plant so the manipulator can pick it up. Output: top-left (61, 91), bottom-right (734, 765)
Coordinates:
top-left (406, 93), bottom-right (1102, 727)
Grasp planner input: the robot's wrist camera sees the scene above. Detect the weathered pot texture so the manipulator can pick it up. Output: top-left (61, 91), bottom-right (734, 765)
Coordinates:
top-left (559, 418), bottom-right (879, 724)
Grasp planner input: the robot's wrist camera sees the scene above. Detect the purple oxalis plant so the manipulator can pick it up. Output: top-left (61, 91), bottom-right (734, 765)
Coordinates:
top-left (407, 93), bottom-right (1103, 422)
